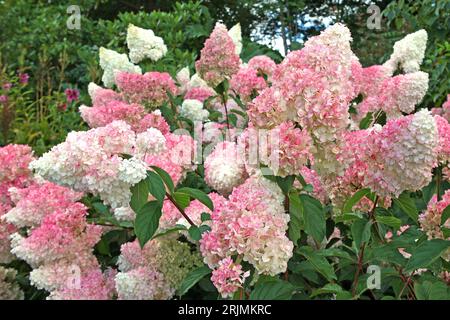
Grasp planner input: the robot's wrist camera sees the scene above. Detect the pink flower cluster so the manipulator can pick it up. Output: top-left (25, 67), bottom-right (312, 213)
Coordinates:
top-left (8, 192), bottom-right (115, 299)
top-left (0, 145), bottom-right (34, 263)
top-left (419, 190), bottom-right (450, 242)
top-left (230, 66), bottom-right (267, 102)
top-left (195, 22), bottom-right (241, 87)
top-left (247, 55), bottom-right (277, 78)
top-left (211, 257), bottom-right (250, 298)
top-left (29, 121), bottom-right (149, 209)
top-left (115, 71), bottom-right (177, 108)
top-left (200, 176), bottom-right (293, 276)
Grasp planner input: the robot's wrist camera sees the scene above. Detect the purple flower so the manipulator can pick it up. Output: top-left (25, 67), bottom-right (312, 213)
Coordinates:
top-left (64, 88), bottom-right (80, 102)
top-left (2, 83), bottom-right (12, 91)
top-left (0, 95), bottom-right (8, 104)
top-left (19, 73), bottom-right (29, 84)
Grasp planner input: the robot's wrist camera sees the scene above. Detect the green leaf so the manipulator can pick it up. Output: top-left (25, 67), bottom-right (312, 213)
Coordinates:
top-left (134, 201), bottom-right (163, 248)
top-left (249, 280), bottom-right (295, 300)
top-left (152, 225), bottom-right (188, 239)
top-left (375, 215), bottom-right (402, 229)
top-left (405, 239), bottom-right (450, 272)
top-left (288, 189), bottom-right (303, 243)
top-left (441, 205), bottom-right (450, 226)
top-left (297, 247), bottom-right (337, 281)
top-left (394, 192), bottom-right (419, 222)
top-left (147, 171), bottom-right (166, 204)
top-left (188, 226), bottom-right (202, 241)
top-left (310, 283), bottom-right (345, 298)
top-left (415, 280), bottom-right (449, 300)
top-left (130, 178), bottom-right (149, 213)
top-left (201, 212), bottom-right (211, 222)
top-left (178, 266), bottom-right (212, 296)
top-left (177, 187), bottom-right (214, 211)
top-left (351, 218), bottom-right (372, 249)
top-left (276, 175), bottom-right (295, 194)
top-left (343, 188), bottom-right (370, 214)
top-left (301, 194), bottom-right (326, 243)
top-left (172, 192), bottom-right (191, 209)
top-left (151, 166), bottom-right (174, 194)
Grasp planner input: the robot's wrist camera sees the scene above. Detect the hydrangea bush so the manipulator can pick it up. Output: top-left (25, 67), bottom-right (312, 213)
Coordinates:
top-left (0, 21), bottom-right (449, 300)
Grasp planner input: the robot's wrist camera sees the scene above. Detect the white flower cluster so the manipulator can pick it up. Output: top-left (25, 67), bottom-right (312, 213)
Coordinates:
top-left (29, 121), bottom-right (149, 209)
top-left (390, 71), bottom-right (429, 117)
top-left (135, 127), bottom-right (167, 157)
top-left (179, 99), bottom-right (209, 122)
top-left (99, 47), bottom-right (142, 88)
top-left (384, 29), bottom-right (428, 74)
top-left (228, 23), bottom-right (242, 55)
top-left (126, 24), bottom-right (168, 64)
top-left (204, 142), bottom-right (247, 195)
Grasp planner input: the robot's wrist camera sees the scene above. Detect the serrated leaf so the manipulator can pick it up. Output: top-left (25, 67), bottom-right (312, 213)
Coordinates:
top-left (351, 218), bottom-right (372, 249)
top-left (147, 171), bottom-right (166, 203)
top-left (297, 247), bottom-right (337, 281)
top-left (151, 166), bottom-right (174, 194)
top-left (178, 266), bottom-right (211, 296)
top-left (405, 239), bottom-right (450, 272)
top-left (288, 189), bottom-right (303, 243)
top-left (394, 192), bottom-right (418, 222)
top-left (130, 178), bottom-right (149, 213)
top-left (249, 280), bottom-right (295, 300)
top-left (134, 201), bottom-right (162, 248)
top-left (375, 215), bottom-right (402, 229)
top-left (301, 194), bottom-right (326, 243)
top-left (311, 283), bottom-right (344, 297)
top-left (172, 192), bottom-right (191, 209)
top-left (177, 187), bottom-right (214, 211)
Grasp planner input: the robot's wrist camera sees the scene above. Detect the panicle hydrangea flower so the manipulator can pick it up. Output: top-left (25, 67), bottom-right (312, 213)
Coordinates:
top-left (352, 62), bottom-right (429, 120)
top-left (200, 176), bottom-right (293, 275)
top-left (115, 266), bottom-right (172, 300)
top-left (0, 144), bottom-right (35, 263)
top-left (176, 66), bottom-right (190, 93)
top-left (0, 266), bottom-right (24, 300)
top-left (204, 141), bottom-right (247, 195)
top-left (378, 71), bottom-right (429, 119)
top-left (184, 86), bottom-right (215, 102)
top-left (126, 24), bottom-right (167, 63)
top-left (47, 268), bottom-right (117, 300)
top-left (115, 71), bottom-right (177, 108)
top-left (228, 23), bottom-right (242, 55)
top-left (361, 109), bottom-right (438, 197)
top-left (230, 66), bottom-right (267, 102)
top-left (135, 127), bottom-right (167, 157)
top-left (247, 55), bottom-right (277, 78)
top-left (431, 94), bottom-right (450, 122)
top-left (116, 237), bottom-right (202, 299)
top-left (3, 182), bottom-right (82, 228)
top-left (419, 190), bottom-right (450, 241)
top-left (247, 87), bottom-right (291, 129)
top-left (99, 47), bottom-right (141, 88)
top-left (298, 166), bottom-right (328, 204)
top-left (383, 29), bottom-right (428, 75)
top-left (29, 121), bottom-right (147, 208)
top-left (87, 82), bottom-right (123, 107)
top-left (195, 22), bottom-right (241, 87)
top-left (434, 115), bottom-right (450, 164)
top-left (10, 203), bottom-right (102, 267)
top-left (272, 24), bottom-right (358, 180)
top-left (419, 190), bottom-right (450, 261)
top-left (179, 99), bottom-right (209, 122)
top-left (263, 121), bottom-right (313, 177)
top-left (211, 257), bottom-right (250, 298)
top-left (80, 101), bottom-right (146, 131)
